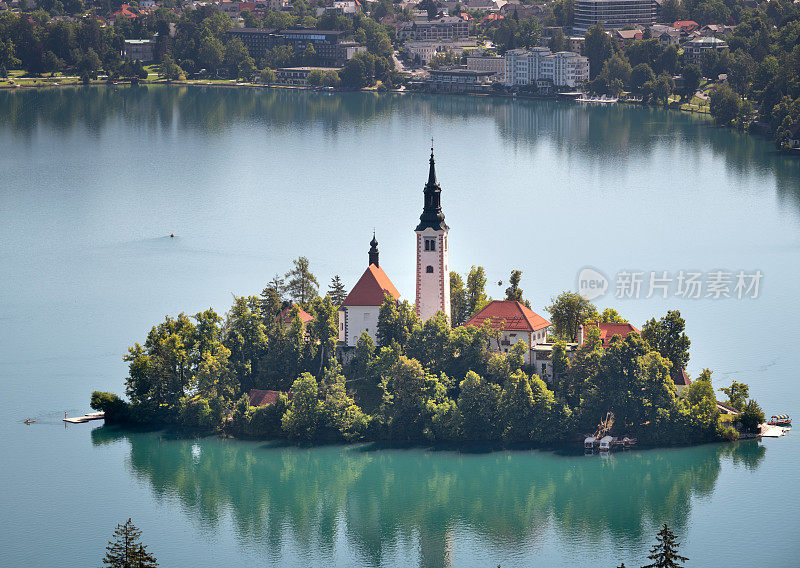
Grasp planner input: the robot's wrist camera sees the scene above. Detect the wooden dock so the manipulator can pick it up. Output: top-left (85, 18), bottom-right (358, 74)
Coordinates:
top-left (63, 412), bottom-right (105, 424)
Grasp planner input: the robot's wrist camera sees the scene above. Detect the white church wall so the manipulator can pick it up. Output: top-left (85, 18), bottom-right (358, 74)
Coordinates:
top-left (416, 229), bottom-right (450, 322)
top-left (345, 306), bottom-right (380, 347)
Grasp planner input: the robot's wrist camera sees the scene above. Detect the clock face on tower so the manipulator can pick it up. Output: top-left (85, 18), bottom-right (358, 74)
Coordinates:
top-left (415, 149), bottom-right (450, 323)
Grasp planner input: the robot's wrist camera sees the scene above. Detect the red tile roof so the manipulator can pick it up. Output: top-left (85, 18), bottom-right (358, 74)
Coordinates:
top-left (673, 20), bottom-right (699, 31)
top-left (248, 389), bottom-right (288, 406)
top-left (582, 321), bottom-right (640, 348)
top-left (280, 303), bottom-right (314, 324)
top-left (341, 264), bottom-right (401, 307)
top-left (464, 300), bottom-right (551, 332)
top-left (673, 367), bottom-right (691, 386)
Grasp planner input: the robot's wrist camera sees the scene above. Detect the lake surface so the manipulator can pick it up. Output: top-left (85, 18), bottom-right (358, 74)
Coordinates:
top-left (1, 86), bottom-right (799, 567)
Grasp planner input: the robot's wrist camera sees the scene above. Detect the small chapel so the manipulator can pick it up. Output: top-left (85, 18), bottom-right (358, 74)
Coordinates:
top-left (338, 148), bottom-right (451, 348)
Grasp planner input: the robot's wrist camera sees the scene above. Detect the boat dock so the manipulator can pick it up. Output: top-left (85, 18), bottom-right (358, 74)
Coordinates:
top-left (63, 412), bottom-right (105, 424)
top-left (761, 424), bottom-right (790, 438)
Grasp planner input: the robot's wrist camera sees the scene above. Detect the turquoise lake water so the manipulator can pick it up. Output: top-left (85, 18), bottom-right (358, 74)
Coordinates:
top-left (1, 86), bottom-right (799, 567)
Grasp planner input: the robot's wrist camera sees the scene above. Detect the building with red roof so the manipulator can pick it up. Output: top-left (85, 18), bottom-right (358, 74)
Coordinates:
top-left (577, 321), bottom-right (640, 348)
top-left (338, 234), bottom-right (401, 347)
top-left (673, 20), bottom-right (700, 33)
top-left (280, 302), bottom-right (314, 325)
top-left (465, 300), bottom-right (551, 365)
top-left (248, 389), bottom-right (291, 406)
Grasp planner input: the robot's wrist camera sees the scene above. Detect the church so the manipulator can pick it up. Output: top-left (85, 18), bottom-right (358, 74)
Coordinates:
top-left (338, 148), bottom-right (450, 348)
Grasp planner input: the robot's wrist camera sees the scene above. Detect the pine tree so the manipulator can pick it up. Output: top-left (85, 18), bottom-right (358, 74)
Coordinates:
top-left (328, 275), bottom-right (347, 306)
top-left (642, 524), bottom-right (688, 568)
top-left (504, 270), bottom-right (530, 307)
top-left (102, 518), bottom-right (158, 568)
top-left (284, 256), bottom-right (319, 305)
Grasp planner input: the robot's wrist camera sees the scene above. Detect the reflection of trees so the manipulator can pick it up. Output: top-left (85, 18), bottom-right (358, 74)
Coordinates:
top-left (1, 87), bottom-right (797, 205)
top-left (91, 426), bottom-right (765, 566)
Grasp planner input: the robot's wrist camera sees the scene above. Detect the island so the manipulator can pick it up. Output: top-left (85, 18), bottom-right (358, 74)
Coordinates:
top-left (90, 151), bottom-right (764, 447)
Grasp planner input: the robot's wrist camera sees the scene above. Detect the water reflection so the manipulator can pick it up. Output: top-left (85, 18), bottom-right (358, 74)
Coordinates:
top-left (2, 87), bottom-right (798, 205)
top-left (92, 427), bottom-right (765, 567)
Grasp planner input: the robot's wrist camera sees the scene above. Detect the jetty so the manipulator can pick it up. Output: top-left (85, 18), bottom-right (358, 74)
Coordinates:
top-left (761, 424), bottom-right (790, 438)
top-left (63, 412), bottom-right (104, 424)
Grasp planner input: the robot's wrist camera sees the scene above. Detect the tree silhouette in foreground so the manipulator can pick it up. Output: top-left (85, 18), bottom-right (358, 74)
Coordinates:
top-left (642, 524), bottom-right (688, 568)
top-left (102, 518), bottom-right (158, 568)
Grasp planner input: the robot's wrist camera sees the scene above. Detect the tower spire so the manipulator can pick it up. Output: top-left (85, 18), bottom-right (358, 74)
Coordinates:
top-left (416, 147), bottom-right (448, 232)
top-left (368, 231), bottom-right (379, 267)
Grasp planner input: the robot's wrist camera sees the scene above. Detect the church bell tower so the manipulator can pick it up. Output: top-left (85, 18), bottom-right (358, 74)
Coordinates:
top-left (415, 148), bottom-right (450, 323)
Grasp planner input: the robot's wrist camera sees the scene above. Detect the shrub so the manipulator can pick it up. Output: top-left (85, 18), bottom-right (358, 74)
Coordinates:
top-left (90, 391), bottom-right (130, 423)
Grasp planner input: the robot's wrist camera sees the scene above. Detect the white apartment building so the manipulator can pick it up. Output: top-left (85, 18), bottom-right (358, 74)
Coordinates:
top-left (466, 55), bottom-right (506, 77)
top-left (503, 48), bottom-right (589, 88)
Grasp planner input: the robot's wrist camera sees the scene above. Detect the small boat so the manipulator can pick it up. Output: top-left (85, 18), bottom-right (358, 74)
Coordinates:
top-left (768, 415), bottom-right (791, 426)
top-left (584, 436), bottom-right (596, 451)
top-left (599, 435), bottom-right (615, 451)
top-left (24, 419), bottom-right (36, 424)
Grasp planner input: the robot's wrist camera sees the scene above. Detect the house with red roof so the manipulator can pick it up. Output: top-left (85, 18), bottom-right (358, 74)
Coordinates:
top-left (338, 234), bottom-right (401, 348)
top-left (465, 300), bottom-right (551, 366)
top-left (577, 321), bottom-right (640, 348)
top-left (673, 20), bottom-right (700, 33)
top-left (111, 4), bottom-right (139, 19)
top-left (248, 389), bottom-right (289, 406)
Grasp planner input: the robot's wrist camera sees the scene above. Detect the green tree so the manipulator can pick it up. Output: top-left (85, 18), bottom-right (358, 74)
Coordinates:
top-left (584, 23), bottom-right (615, 79)
top-left (718, 380), bottom-right (749, 411)
top-left (320, 69), bottom-right (340, 87)
top-left (159, 54), bottom-right (183, 82)
top-left (548, 29), bottom-right (567, 52)
top-left (603, 53), bottom-right (632, 86)
top-left (281, 372), bottom-right (322, 439)
top-left (457, 370), bottom-right (501, 440)
top-left (600, 308), bottom-right (627, 322)
top-left (642, 524), bottom-right (688, 568)
top-left (630, 63), bottom-right (655, 93)
top-left (102, 519), bottom-right (158, 568)
top-left (710, 83), bottom-right (741, 125)
top-left (450, 271), bottom-right (469, 327)
top-left (376, 294), bottom-right (417, 348)
top-left (302, 42), bottom-right (317, 65)
top-left (307, 67), bottom-right (323, 86)
top-left (465, 265), bottom-right (489, 318)
top-left (739, 398), bottom-right (765, 432)
top-left (259, 67), bottom-right (276, 84)
top-left (504, 269), bottom-right (527, 305)
top-left (641, 310), bottom-right (690, 376)
top-left (680, 64), bottom-right (701, 99)
top-left (308, 295), bottom-right (338, 375)
top-left (546, 291), bottom-right (596, 342)
top-left (340, 55), bottom-right (370, 88)
top-left (284, 256), bottom-right (319, 305)
top-left (327, 274), bottom-right (347, 305)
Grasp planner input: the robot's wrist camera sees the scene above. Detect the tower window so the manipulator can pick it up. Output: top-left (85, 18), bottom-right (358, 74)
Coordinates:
top-left (424, 238), bottom-right (436, 251)
top-left (426, 265), bottom-right (434, 273)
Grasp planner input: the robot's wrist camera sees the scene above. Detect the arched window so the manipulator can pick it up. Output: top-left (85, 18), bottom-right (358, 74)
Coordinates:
top-left (426, 265), bottom-right (434, 273)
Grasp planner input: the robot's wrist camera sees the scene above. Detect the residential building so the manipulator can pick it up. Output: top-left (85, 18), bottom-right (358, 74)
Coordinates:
top-left (315, 0), bottom-right (362, 16)
top-left (572, 0), bottom-right (656, 33)
top-left (649, 24), bottom-right (680, 46)
top-left (396, 16), bottom-right (470, 40)
top-left (682, 36), bottom-right (728, 64)
top-left (504, 48), bottom-right (589, 88)
top-left (464, 300), bottom-right (552, 367)
top-left (699, 24), bottom-right (735, 36)
top-left (338, 236), bottom-right (401, 348)
top-left (466, 55), bottom-right (505, 77)
top-left (672, 20), bottom-right (700, 33)
top-left (614, 28), bottom-right (643, 42)
top-left (123, 39), bottom-right (155, 61)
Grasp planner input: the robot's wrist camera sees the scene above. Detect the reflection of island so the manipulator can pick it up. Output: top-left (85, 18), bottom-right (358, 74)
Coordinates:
top-left (2, 86), bottom-right (798, 208)
top-left (92, 426), bottom-right (764, 567)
